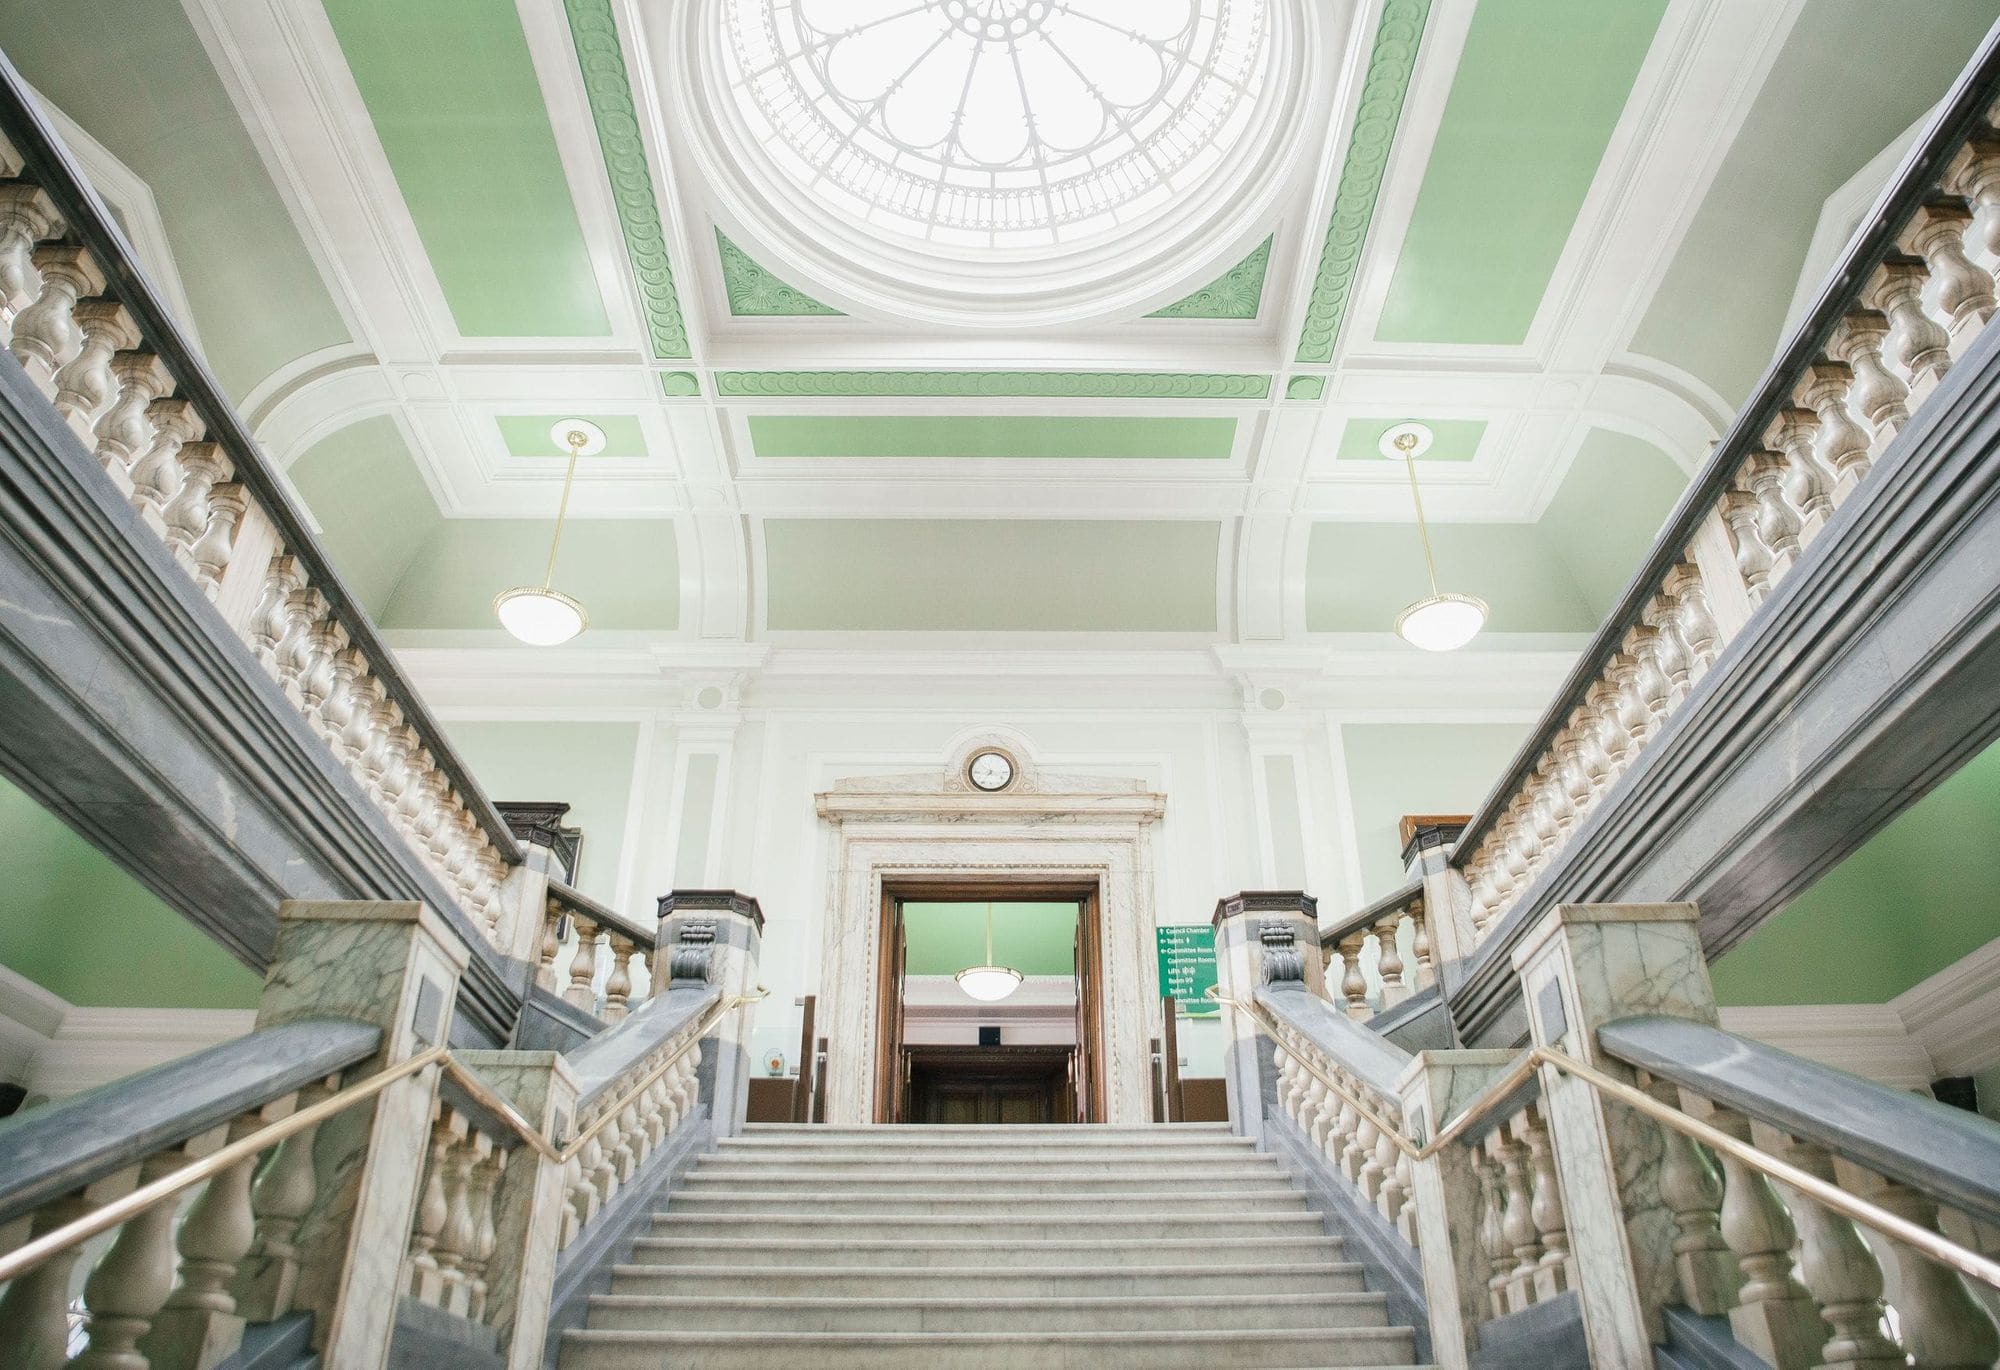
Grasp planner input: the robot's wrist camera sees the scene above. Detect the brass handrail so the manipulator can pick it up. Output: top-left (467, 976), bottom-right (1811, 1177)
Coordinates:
top-left (1220, 990), bottom-right (2000, 1290)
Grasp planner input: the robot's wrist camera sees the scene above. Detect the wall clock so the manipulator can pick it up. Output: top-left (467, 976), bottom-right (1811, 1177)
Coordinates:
top-left (968, 750), bottom-right (1015, 792)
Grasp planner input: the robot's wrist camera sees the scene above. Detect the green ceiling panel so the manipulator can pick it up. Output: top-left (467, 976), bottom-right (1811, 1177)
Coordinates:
top-left (765, 519), bottom-right (1221, 632)
top-left (1335, 417), bottom-right (1486, 462)
top-left (289, 416), bottom-right (438, 619)
top-left (660, 372), bottom-right (702, 397)
top-left (747, 416), bottom-right (1237, 460)
top-left (1149, 237), bottom-right (1273, 319)
top-left (497, 414), bottom-right (648, 458)
top-left (564, 0), bottom-right (691, 358)
top-left (380, 519), bottom-right (678, 631)
top-left (1305, 521), bottom-right (1597, 634)
top-left (1295, 0), bottom-right (1432, 362)
top-left (1286, 377), bottom-right (1327, 401)
top-left (719, 372), bottom-right (1271, 399)
top-left (716, 230), bottom-right (843, 316)
top-left (325, 0), bottom-right (609, 338)
top-left (1341, 723), bottom-right (1530, 899)
top-left (903, 902), bottom-right (1079, 977)
top-left (1375, 0), bottom-right (1666, 345)
top-left (1538, 428), bottom-right (1688, 615)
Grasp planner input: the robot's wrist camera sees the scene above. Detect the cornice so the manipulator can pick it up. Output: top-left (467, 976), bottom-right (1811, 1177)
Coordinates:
top-left (714, 371), bottom-right (1273, 399)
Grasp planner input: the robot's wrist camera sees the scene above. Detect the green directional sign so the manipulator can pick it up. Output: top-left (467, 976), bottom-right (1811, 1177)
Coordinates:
top-left (1156, 924), bottom-right (1219, 1016)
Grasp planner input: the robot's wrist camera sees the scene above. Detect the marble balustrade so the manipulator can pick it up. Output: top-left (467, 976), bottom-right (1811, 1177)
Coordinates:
top-left (1268, 1021), bottom-right (1420, 1251)
top-left (537, 884), bottom-right (658, 1022)
top-left (0, 120), bottom-right (521, 958)
top-left (1322, 885), bottom-right (1433, 1021)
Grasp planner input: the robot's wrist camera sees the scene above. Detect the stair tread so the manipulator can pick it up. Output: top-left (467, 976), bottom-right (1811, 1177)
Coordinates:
top-left (565, 1328), bottom-right (1415, 1344)
top-left (633, 1233), bottom-right (1340, 1248)
top-left (653, 1211), bottom-right (1322, 1225)
top-left (608, 1260), bottom-right (1367, 1278)
top-left (587, 1291), bottom-right (1386, 1310)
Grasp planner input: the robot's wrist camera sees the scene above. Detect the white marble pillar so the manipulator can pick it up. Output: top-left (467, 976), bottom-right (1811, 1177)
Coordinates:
top-left (1398, 1049), bottom-right (1521, 1370)
top-left (1511, 902), bottom-right (1718, 1367)
top-left (657, 891), bottom-right (764, 1138)
top-left (1403, 821), bottom-right (1479, 976)
top-left (252, 900), bottom-right (469, 1370)
top-left (1211, 891), bottom-right (1323, 1138)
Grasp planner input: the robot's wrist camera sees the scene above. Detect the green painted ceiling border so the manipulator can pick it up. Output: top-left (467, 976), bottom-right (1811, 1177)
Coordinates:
top-left (746, 414), bottom-right (1238, 459)
top-left (1295, 0), bottom-right (1432, 363)
top-left (1336, 416), bottom-right (1485, 461)
top-left (716, 371), bottom-right (1272, 399)
top-left (1285, 376), bottom-right (1326, 401)
top-left (562, 0), bottom-right (690, 358)
top-left (1149, 237), bottom-right (1273, 319)
top-left (716, 229), bottom-right (843, 316)
top-left (660, 371), bottom-right (701, 397)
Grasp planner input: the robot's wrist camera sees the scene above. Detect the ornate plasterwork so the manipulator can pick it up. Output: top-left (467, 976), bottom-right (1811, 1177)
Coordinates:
top-left (1294, 0), bottom-right (1432, 363)
top-left (563, 0), bottom-right (692, 358)
top-left (713, 229), bottom-right (842, 317)
top-left (715, 371), bottom-right (1273, 399)
top-left (1148, 236), bottom-right (1274, 319)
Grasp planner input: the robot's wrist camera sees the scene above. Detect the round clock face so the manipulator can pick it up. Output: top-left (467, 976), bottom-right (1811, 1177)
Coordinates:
top-left (968, 751), bottom-right (1015, 792)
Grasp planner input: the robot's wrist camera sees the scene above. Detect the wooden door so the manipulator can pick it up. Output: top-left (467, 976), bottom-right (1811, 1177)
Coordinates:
top-left (875, 894), bottom-right (907, 1122)
top-left (1072, 896), bottom-right (1104, 1123)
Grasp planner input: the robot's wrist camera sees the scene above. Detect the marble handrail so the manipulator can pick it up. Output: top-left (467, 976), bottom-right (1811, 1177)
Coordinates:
top-left (1255, 979), bottom-right (1413, 1100)
top-left (567, 981), bottom-right (722, 1109)
top-left (1599, 1014), bottom-right (2000, 1226)
top-left (0, 1017), bottom-right (378, 1228)
top-left (1319, 881), bottom-right (1432, 1020)
top-left (549, 880), bottom-right (657, 951)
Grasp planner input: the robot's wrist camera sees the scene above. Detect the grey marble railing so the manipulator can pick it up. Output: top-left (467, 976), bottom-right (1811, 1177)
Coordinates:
top-left (1255, 979), bottom-right (1413, 1099)
top-left (1600, 1014), bottom-right (2000, 1224)
top-left (0, 1017), bottom-right (377, 1227)
top-left (567, 980), bottom-right (721, 1109)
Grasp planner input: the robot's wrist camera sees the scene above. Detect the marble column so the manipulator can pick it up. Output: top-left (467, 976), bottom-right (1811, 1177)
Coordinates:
top-left (250, 900), bottom-right (468, 1370)
top-left (452, 1051), bottom-right (577, 1370)
top-left (1398, 1049), bottom-right (1521, 1370)
top-left (1511, 903), bottom-right (1718, 1367)
top-left (1401, 821), bottom-right (1478, 974)
top-left (656, 891), bottom-right (764, 1138)
top-left (489, 804), bottom-right (573, 965)
top-left (1212, 891), bottom-right (1322, 1138)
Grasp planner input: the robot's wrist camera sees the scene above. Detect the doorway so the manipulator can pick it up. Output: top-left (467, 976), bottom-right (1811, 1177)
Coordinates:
top-left (875, 884), bottom-right (1106, 1123)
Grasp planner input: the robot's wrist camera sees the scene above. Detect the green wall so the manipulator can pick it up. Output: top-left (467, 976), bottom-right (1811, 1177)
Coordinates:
top-left (443, 721), bottom-right (640, 910)
top-left (380, 520), bottom-right (678, 631)
top-left (1711, 736), bottom-right (2000, 1006)
top-left (1341, 723), bottom-right (1530, 900)
top-left (0, 777), bottom-right (260, 1009)
top-left (903, 902), bottom-right (1079, 977)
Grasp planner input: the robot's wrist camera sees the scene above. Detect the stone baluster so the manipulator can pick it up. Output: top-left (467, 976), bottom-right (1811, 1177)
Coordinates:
top-left (1336, 931), bottom-right (1369, 1019)
top-left (536, 900), bottom-right (565, 992)
top-left (1374, 1120), bottom-right (1408, 1231)
top-left (0, 182), bottom-right (62, 333)
top-left (1718, 490), bottom-right (1778, 607)
top-left (1573, 696), bottom-right (1618, 798)
top-left (293, 617), bottom-right (347, 742)
top-left (331, 659), bottom-right (380, 769)
top-left (1868, 1176), bottom-right (2000, 1367)
top-left (566, 915), bottom-right (601, 1013)
top-left (0, 1197), bottom-right (93, 1370)
top-left (234, 1079), bottom-right (333, 1322)
top-left (1950, 133), bottom-right (2000, 261)
top-left (405, 1107), bottom-right (458, 1306)
top-left (462, 1147), bottom-right (503, 1324)
top-left (1372, 914), bottom-right (1407, 1008)
top-left (1765, 411), bottom-right (1831, 553)
top-left (1796, 363), bottom-right (1873, 517)
top-left (434, 1128), bottom-right (490, 1319)
top-left (1780, 1138), bottom-right (1902, 1370)
top-left (1646, 1077), bottom-right (1740, 1317)
top-left (1408, 906), bottom-right (1434, 989)
top-left (1308, 1081), bottom-right (1341, 1157)
top-left (246, 555), bottom-right (304, 677)
top-left (184, 482), bottom-right (248, 597)
top-left (1522, 1104), bottom-right (1574, 1304)
top-left (1662, 564), bottom-right (1723, 681)
top-left (1826, 308), bottom-right (1909, 450)
top-left (1553, 729), bottom-right (1597, 822)
top-left (92, 351), bottom-right (173, 492)
top-left (1327, 1083), bottom-right (1360, 1177)
top-left (73, 1149), bottom-right (191, 1370)
top-left (1712, 1106), bottom-right (1827, 1369)
top-left (1492, 1125), bottom-right (1543, 1314)
top-left (1354, 1106), bottom-right (1385, 1203)
top-left (1866, 256), bottom-right (1950, 400)
top-left (160, 440), bottom-right (234, 574)
top-left (1477, 1155), bottom-right (1510, 1319)
top-left (127, 397), bottom-right (205, 535)
top-left (146, 1111), bottom-right (268, 1366)
top-left (1742, 453), bottom-right (1804, 590)
top-left (10, 242), bottom-right (105, 396)
top-left (590, 1111), bottom-right (622, 1207)
top-left (52, 299), bottom-right (138, 444)
top-left (1606, 650), bottom-right (1654, 757)
top-left (1905, 197), bottom-right (1993, 339)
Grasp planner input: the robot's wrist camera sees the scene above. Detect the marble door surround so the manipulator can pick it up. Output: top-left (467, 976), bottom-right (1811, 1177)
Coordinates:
top-left (814, 736), bottom-right (1168, 1124)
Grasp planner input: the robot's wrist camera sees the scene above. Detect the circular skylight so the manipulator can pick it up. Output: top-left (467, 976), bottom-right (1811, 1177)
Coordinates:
top-left (720, 0), bottom-right (1273, 249)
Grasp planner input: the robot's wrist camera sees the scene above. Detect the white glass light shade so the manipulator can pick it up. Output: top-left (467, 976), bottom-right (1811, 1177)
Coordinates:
top-left (1395, 592), bottom-right (1488, 652)
top-left (493, 587), bottom-right (587, 646)
top-left (954, 965), bottom-right (1024, 1003)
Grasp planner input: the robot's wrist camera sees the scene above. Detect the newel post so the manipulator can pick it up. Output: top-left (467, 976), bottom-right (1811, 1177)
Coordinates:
top-left (1402, 819), bottom-right (1480, 973)
top-left (656, 890), bottom-right (764, 1138)
top-left (1211, 891), bottom-right (1323, 1137)
top-left (1511, 902), bottom-right (1718, 1368)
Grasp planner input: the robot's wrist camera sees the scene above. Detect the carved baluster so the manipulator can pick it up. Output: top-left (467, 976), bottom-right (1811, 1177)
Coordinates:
top-left (1607, 648), bottom-right (1656, 753)
top-left (127, 397), bottom-right (206, 536)
top-left (1826, 309), bottom-right (1909, 448)
top-left (1868, 1176), bottom-right (2000, 1367)
top-left (1552, 728), bottom-right (1597, 820)
top-left (234, 1080), bottom-right (331, 1322)
top-left (1743, 454), bottom-right (1803, 589)
top-left (1766, 408), bottom-right (1831, 550)
top-left (246, 555), bottom-right (303, 677)
top-left (1712, 1107), bottom-right (1826, 1369)
top-left (405, 1108), bottom-right (455, 1305)
top-left (463, 1148), bottom-right (504, 1324)
top-left (612, 1101), bottom-right (640, 1180)
top-left (536, 903), bottom-right (565, 992)
top-left (1308, 1081), bottom-right (1340, 1155)
top-left (160, 440), bottom-right (231, 572)
top-left (1662, 564), bottom-right (1722, 678)
top-left (1337, 932), bottom-right (1369, 1020)
top-left (1950, 134), bottom-right (2000, 261)
top-left (392, 731), bottom-right (431, 837)
top-left (1372, 916), bottom-right (1407, 1007)
top-left (1354, 1106), bottom-right (1384, 1201)
top-left (433, 1128), bottom-right (486, 1318)
top-left (1796, 363), bottom-right (1873, 516)
top-left (1781, 1138), bottom-right (1901, 1369)
top-left (73, 1149), bottom-right (190, 1369)
top-left (294, 618), bottom-right (347, 742)
top-left (1867, 256), bottom-right (1950, 397)
top-left (591, 1113), bottom-right (622, 1207)
top-left (1409, 906), bottom-right (1434, 989)
top-left (184, 482), bottom-right (248, 597)
top-left (1522, 1105), bottom-right (1574, 1304)
top-left (1647, 1078), bottom-right (1740, 1316)
top-left (1905, 197), bottom-right (1993, 337)
top-left (566, 916), bottom-right (601, 1012)
top-left (1494, 1125), bottom-right (1542, 1313)
top-left (1374, 1120), bottom-right (1407, 1230)
top-left (1326, 1080), bottom-right (1359, 1174)
top-left (52, 299), bottom-right (137, 443)
top-left (0, 182), bottom-right (62, 333)
top-left (92, 351), bottom-right (173, 492)
top-left (0, 1198), bottom-right (92, 1370)
top-left (1718, 491), bottom-right (1777, 606)
top-left (1573, 696), bottom-right (1618, 797)
top-left (1477, 1154), bottom-right (1510, 1319)
top-left (149, 1113), bottom-right (265, 1363)
top-left (10, 243), bottom-right (104, 395)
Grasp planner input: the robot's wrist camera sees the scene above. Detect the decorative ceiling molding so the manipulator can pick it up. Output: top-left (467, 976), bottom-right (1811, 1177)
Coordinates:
top-left (1294, 0), bottom-right (1432, 363)
top-left (562, 0), bottom-right (691, 358)
top-left (715, 372), bottom-right (1274, 400)
top-left (714, 229), bottom-right (842, 317)
top-left (1148, 236), bottom-right (1274, 320)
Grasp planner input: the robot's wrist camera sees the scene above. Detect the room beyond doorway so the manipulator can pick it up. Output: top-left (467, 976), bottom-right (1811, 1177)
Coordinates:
top-left (875, 887), bottom-right (1106, 1123)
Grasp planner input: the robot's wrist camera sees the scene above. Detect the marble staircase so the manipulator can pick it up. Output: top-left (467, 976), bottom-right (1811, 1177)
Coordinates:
top-left (557, 1122), bottom-right (1433, 1368)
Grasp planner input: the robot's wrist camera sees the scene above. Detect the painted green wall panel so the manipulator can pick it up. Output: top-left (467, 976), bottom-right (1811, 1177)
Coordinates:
top-left (324, 0), bottom-right (609, 337)
top-left (1538, 429), bottom-right (1687, 616)
top-left (380, 520), bottom-right (678, 631)
top-left (903, 902), bottom-right (1078, 977)
top-left (1711, 737), bottom-right (2000, 1006)
top-left (0, 777), bottom-right (260, 1009)
top-left (747, 416), bottom-right (1237, 461)
top-left (0, 0), bottom-right (348, 400)
top-left (1629, 0), bottom-right (1997, 405)
top-left (1335, 418), bottom-right (1486, 463)
top-left (1341, 723), bottom-right (1529, 900)
top-left (496, 415), bottom-right (648, 459)
top-left (443, 721), bottom-right (639, 910)
top-left (1305, 522), bottom-right (1598, 634)
top-left (289, 416), bottom-right (438, 619)
top-left (1376, 0), bottom-right (1666, 344)
top-left (765, 520), bottom-right (1220, 632)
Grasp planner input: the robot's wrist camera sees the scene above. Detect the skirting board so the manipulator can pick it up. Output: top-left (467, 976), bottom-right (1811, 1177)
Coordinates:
top-left (0, 963), bottom-right (255, 1103)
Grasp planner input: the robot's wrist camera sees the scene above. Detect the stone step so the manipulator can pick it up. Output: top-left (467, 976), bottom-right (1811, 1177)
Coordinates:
top-left (581, 1290), bottom-right (1393, 1334)
top-left (726, 1125), bottom-right (1243, 1146)
top-left (688, 1149), bottom-right (1286, 1171)
top-left (650, 1211), bottom-right (1324, 1243)
top-left (625, 1233), bottom-right (1345, 1269)
top-left (664, 1188), bottom-right (1310, 1217)
top-left (557, 1326), bottom-right (1423, 1369)
top-left (606, 1261), bottom-right (1372, 1301)
top-left (680, 1166), bottom-right (1288, 1194)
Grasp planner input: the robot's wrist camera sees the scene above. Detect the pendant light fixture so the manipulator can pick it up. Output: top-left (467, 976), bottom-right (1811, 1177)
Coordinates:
top-left (954, 902), bottom-right (1023, 1003)
top-left (1384, 422), bottom-right (1487, 652)
top-left (494, 418), bottom-right (600, 646)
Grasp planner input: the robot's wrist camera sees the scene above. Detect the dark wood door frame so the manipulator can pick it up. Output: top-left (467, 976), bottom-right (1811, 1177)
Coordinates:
top-left (876, 879), bottom-right (1106, 1124)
